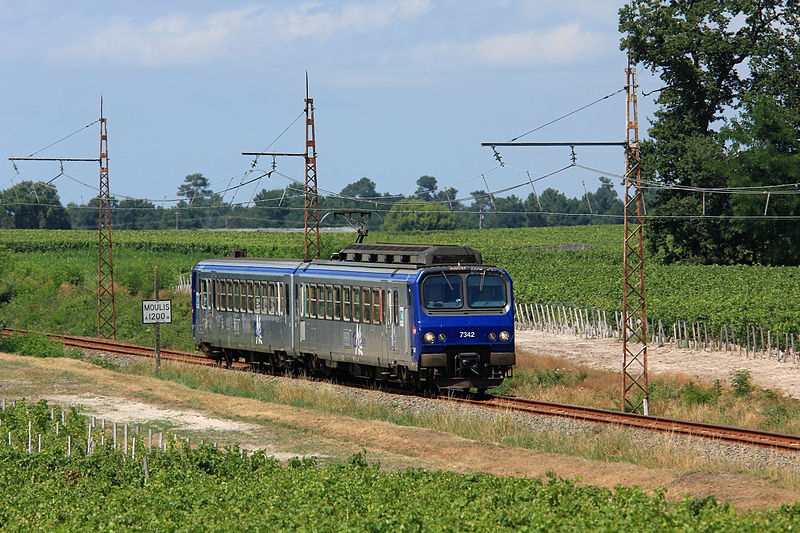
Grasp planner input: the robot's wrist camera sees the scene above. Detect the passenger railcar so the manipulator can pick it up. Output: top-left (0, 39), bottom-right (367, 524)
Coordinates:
top-left (192, 243), bottom-right (515, 391)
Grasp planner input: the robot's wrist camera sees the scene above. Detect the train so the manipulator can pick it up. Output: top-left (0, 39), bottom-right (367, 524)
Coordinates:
top-left (191, 242), bottom-right (515, 392)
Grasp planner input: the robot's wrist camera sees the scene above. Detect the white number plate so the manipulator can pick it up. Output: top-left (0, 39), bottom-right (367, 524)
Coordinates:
top-left (459, 331), bottom-right (475, 338)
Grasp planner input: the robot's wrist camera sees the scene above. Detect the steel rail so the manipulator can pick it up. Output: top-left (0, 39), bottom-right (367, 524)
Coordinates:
top-left (0, 328), bottom-right (249, 369)
top-left (4, 328), bottom-right (799, 451)
top-left (442, 394), bottom-right (800, 452)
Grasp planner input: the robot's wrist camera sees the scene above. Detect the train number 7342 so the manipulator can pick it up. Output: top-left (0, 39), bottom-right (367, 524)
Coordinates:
top-left (459, 331), bottom-right (476, 338)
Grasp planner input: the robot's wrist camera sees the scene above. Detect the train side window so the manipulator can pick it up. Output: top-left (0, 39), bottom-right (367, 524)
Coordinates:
top-left (221, 280), bottom-right (228, 311)
top-left (393, 290), bottom-right (399, 325)
top-left (373, 289), bottom-right (382, 324)
top-left (333, 286), bottom-right (341, 320)
top-left (277, 283), bottom-right (284, 315)
top-left (219, 280), bottom-right (225, 311)
top-left (247, 281), bottom-right (254, 313)
top-left (342, 287), bottom-right (351, 321)
top-left (353, 287), bottom-right (361, 322)
top-left (253, 282), bottom-right (261, 313)
top-left (265, 282), bottom-right (274, 315)
top-left (301, 284), bottom-right (307, 317)
top-left (312, 284), bottom-right (320, 318)
top-left (326, 285), bottom-right (334, 319)
top-left (232, 281), bottom-right (240, 312)
top-left (362, 288), bottom-right (372, 324)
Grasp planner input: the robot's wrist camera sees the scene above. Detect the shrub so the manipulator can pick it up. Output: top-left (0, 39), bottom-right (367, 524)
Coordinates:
top-left (679, 382), bottom-right (720, 406)
top-left (0, 332), bottom-right (66, 358)
top-left (731, 369), bottom-right (753, 397)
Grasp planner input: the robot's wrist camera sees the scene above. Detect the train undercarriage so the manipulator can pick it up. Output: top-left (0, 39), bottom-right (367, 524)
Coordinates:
top-left (198, 343), bottom-right (513, 394)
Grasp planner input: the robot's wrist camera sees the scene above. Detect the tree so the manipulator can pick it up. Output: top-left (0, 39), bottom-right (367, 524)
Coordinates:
top-left (583, 177), bottom-right (623, 224)
top-left (252, 188), bottom-right (303, 228)
top-left (115, 199), bottom-right (161, 230)
top-left (340, 178), bottom-right (378, 199)
top-left (722, 93), bottom-right (800, 264)
top-left (382, 199), bottom-right (456, 231)
top-left (414, 175), bottom-right (438, 202)
top-left (175, 173), bottom-right (226, 229)
top-left (619, 0), bottom-right (800, 265)
top-left (0, 181), bottom-right (71, 229)
top-left (177, 173), bottom-right (213, 205)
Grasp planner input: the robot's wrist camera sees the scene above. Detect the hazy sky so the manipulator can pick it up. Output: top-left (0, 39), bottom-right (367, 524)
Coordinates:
top-left (0, 0), bottom-right (658, 207)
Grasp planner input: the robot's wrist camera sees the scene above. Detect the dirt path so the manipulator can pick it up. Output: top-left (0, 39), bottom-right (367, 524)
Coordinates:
top-left (1, 352), bottom-right (798, 511)
top-left (516, 329), bottom-right (800, 397)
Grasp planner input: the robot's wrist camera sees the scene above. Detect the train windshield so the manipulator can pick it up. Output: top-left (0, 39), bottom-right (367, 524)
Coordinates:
top-left (466, 273), bottom-right (507, 308)
top-left (422, 273), bottom-right (462, 309)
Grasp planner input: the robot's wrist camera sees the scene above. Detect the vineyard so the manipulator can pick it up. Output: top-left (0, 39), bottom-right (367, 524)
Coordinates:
top-left (0, 399), bottom-right (798, 531)
top-left (0, 226), bottom-right (797, 339)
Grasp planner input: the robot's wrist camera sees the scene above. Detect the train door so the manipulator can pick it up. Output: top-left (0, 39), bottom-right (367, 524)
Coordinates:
top-left (386, 286), bottom-right (398, 355)
top-left (386, 284), bottom-right (409, 360)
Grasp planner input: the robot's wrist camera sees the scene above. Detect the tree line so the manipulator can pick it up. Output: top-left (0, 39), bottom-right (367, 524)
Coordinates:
top-left (0, 173), bottom-right (624, 232)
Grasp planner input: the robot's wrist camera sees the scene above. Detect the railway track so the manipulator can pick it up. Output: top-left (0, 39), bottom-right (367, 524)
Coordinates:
top-left (443, 394), bottom-right (800, 452)
top-left (3, 328), bottom-right (800, 452)
top-left (0, 328), bottom-right (249, 369)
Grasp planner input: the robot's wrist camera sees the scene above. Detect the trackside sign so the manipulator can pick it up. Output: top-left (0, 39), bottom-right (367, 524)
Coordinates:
top-left (142, 300), bottom-right (172, 324)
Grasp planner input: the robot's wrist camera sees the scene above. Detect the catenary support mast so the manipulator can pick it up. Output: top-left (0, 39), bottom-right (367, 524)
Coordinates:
top-left (480, 61), bottom-right (650, 414)
top-left (621, 62), bottom-right (648, 414)
top-left (97, 98), bottom-right (117, 339)
top-left (303, 75), bottom-right (321, 260)
top-left (242, 74), bottom-right (321, 260)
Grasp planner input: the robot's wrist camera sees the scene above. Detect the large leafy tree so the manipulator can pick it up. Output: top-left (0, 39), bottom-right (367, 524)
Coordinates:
top-left (0, 181), bottom-right (71, 229)
top-left (620, 0), bottom-right (800, 265)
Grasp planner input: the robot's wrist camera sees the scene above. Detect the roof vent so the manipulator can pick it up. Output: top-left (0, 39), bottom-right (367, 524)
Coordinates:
top-left (330, 243), bottom-right (482, 266)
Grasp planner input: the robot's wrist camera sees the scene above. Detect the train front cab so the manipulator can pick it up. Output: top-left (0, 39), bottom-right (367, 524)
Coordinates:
top-left (411, 267), bottom-right (515, 391)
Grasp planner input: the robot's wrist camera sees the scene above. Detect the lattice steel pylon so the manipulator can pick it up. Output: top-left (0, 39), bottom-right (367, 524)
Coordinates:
top-left (97, 99), bottom-right (117, 339)
top-left (621, 62), bottom-right (648, 414)
top-left (303, 77), bottom-right (321, 260)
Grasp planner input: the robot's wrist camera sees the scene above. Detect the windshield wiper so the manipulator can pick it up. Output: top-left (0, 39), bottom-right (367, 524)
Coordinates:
top-left (441, 272), bottom-right (454, 291)
top-left (479, 269), bottom-right (486, 293)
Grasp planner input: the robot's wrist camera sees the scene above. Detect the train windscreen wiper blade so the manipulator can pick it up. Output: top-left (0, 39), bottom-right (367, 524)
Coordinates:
top-left (441, 272), bottom-right (454, 291)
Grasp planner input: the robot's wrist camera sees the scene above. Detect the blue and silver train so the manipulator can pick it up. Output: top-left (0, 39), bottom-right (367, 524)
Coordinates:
top-left (191, 243), bottom-right (515, 392)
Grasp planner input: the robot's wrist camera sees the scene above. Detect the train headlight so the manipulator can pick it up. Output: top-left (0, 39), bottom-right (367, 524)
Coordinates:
top-left (499, 330), bottom-right (510, 342)
top-left (423, 332), bottom-right (435, 343)
top-left (437, 333), bottom-right (447, 342)
top-left (487, 332), bottom-right (497, 341)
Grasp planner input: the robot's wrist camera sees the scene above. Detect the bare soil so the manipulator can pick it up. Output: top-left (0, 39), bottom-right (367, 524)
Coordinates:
top-left (1, 351), bottom-right (798, 511)
top-left (515, 329), bottom-right (800, 397)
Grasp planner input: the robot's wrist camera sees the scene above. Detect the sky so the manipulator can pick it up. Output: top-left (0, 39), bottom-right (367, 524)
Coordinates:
top-left (0, 0), bottom-right (659, 208)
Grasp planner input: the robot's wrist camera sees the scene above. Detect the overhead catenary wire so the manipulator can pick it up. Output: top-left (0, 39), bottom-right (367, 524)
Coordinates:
top-left (249, 109), bottom-right (305, 169)
top-left (24, 120), bottom-right (100, 158)
top-left (508, 87), bottom-right (627, 142)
